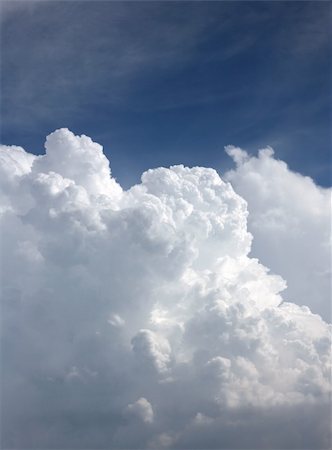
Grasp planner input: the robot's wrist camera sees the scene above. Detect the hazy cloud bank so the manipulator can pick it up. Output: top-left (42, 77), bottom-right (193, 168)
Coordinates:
top-left (1, 129), bottom-right (331, 449)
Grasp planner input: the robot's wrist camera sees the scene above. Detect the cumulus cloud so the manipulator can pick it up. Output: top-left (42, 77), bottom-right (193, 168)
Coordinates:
top-left (225, 145), bottom-right (331, 321)
top-left (126, 397), bottom-right (154, 424)
top-left (0, 129), bottom-right (331, 449)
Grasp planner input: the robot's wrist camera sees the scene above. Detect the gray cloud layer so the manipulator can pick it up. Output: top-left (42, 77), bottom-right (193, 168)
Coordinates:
top-left (1, 130), bottom-right (331, 449)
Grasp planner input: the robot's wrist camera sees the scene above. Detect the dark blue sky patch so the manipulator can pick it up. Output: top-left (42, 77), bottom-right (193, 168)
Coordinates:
top-left (1, 1), bottom-right (331, 188)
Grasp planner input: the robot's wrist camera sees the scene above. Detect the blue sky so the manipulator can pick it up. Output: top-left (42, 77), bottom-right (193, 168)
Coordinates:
top-left (1, 1), bottom-right (331, 188)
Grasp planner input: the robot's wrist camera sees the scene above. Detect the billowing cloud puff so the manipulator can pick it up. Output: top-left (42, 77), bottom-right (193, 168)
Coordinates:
top-left (225, 145), bottom-right (331, 321)
top-left (1, 129), bottom-right (331, 449)
top-left (126, 397), bottom-right (154, 423)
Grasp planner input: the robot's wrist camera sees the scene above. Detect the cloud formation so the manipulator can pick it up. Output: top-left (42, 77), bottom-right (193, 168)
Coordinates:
top-left (225, 145), bottom-right (331, 321)
top-left (1, 129), bottom-right (331, 449)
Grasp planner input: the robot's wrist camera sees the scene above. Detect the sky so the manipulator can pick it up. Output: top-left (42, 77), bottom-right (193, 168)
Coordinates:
top-left (1, 1), bottom-right (331, 188)
top-left (0, 2), bottom-right (331, 450)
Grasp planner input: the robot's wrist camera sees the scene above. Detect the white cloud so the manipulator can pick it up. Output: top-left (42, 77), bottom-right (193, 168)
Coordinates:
top-left (225, 145), bottom-right (331, 321)
top-left (0, 129), bottom-right (331, 449)
top-left (34, 128), bottom-right (123, 201)
top-left (132, 329), bottom-right (172, 375)
top-left (126, 397), bottom-right (154, 424)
